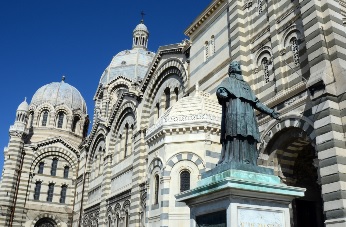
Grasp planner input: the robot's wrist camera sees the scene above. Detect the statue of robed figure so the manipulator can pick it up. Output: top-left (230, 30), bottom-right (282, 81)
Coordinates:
top-left (216, 61), bottom-right (280, 166)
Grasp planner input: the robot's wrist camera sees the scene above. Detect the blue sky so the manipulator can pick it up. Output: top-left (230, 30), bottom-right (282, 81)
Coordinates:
top-left (0, 0), bottom-right (212, 174)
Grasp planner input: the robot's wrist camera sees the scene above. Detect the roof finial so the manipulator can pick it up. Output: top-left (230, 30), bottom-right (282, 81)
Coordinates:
top-left (62, 75), bottom-right (65, 82)
top-left (140, 10), bottom-right (145, 23)
top-left (24, 97), bottom-right (27, 102)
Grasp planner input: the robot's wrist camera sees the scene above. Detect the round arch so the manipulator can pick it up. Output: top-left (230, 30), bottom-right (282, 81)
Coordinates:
top-left (163, 152), bottom-right (205, 176)
top-left (141, 58), bottom-right (188, 129)
top-left (31, 146), bottom-right (78, 173)
top-left (31, 213), bottom-right (61, 227)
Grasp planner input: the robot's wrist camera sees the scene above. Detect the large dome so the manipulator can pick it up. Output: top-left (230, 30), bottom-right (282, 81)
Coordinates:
top-left (30, 80), bottom-right (87, 113)
top-left (99, 48), bottom-right (155, 85)
top-left (99, 20), bottom-right (154, 85)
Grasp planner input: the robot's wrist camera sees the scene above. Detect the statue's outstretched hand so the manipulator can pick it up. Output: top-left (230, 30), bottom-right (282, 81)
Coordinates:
top-left (271, 110), bottom-right (280, 120)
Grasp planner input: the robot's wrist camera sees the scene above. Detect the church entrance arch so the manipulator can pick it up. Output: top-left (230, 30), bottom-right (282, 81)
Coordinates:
top-left (34, 218), bottom-right (57, 227)
top-left (262, 126), bottom-right (324, 227)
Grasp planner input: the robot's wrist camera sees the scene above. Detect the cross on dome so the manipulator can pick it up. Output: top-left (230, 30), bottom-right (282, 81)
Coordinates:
top-left (141, 10), bottom-right (146, 22)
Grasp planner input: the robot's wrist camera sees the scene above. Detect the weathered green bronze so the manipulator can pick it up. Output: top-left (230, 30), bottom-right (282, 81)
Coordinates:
top-left (216, 61), bottom-right (279, 166)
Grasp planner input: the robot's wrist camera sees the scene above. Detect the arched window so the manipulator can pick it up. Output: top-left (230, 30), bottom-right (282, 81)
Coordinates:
top-left (262, 57), bottom-right (270, 83)
top-left (29, 112), bottom-right (34, 127)
top-left (204, 41), bottom-right (209, 61)
top-left (64, 166), bottom-right (69, 178)
top-left (210, 35), bottom-right (215, 55)
top-left (71, 116), bottom-right (80, 133)
top-left (125, 211), bottom-right (129, 227)
top-left (156, 103), bottom-right (160, 119)
top-left (124, 123), bottom-right (129, 158)
top-left (57, 112), bottom-right (65, 128)
top-left (35, 217), bottom-right (56, 227)
top-left (258, 0), bottom-right (264, 14)
top-left (154, 174), bottom-right (159, 205)
top-left (290, 37), bottom-right (300, 66)
top-left (38, 162), bottom-right (44, 174)
top-left (60, 185), bottom-right (67, 203)
top-left (164, 88), bottom-right (170, 110)
top-left (47, 183), bottom-right (54, 202)
top-left (180, 170), bottom-right (191, 192)
top-left (41, 111), bottom-right (49, 126)
top-left (108, 216), bottom-right (112, 227)
top-left (34, 181), bottom-right (41, 200)
top-left (51, 158), bottom-right (58, 176)
top-left (174, 87), bottom-right (179, 102)
top-left (116, 214), bottom-right (120, 227)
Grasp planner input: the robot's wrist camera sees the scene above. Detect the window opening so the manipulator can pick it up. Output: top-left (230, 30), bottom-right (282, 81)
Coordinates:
top-left (60, 185), bottom-right (67, 203)
top-left (64, 166), bottom-right (69, 178)
top-left (108, 216), bottom-right (112, 227)
top-left (174, 87), bottom-right (179, 102)
top-left (124, 124), bottom-right (129, 158)
top-left (204, 41), bottom-right (209, 61)
top-left (262, 58), bottom-right (270, 83)
top-left (180, 170), bottom-right (191, 192)
top-left (154, 174), bottom-right (159, 204)
top-left (41, 111), bottom-right (48, 126)
top-left (210, 35), bottom-right (215, 55)
top-left (57, 112), bottom-right (64, 128)
top-left (165, 88), bottom-right (170, 110)
top-left (47, 183), bottom-right (54, 202)
top-left (125, 211), bottom-right (129, 227)
top-left (291, 37), bottom-right (300, 66)
top-left (258, 0), bottom-right (264, 14)
top-left (156, 103), bottom-right (160, 119)
top-left (29, 112), bottom-right (34, 127)
top-left (34, 181), bottom-right (41, 200)
top-left (51, 158), bottom-right (58, 176)
top-left (38, 162), bottom-right (44, 174)
top-left (72, 116), bottom-right (80, 132)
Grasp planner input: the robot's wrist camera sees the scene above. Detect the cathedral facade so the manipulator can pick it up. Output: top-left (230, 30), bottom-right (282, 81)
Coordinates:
top-left (1, 0), bottom-right (346, 226)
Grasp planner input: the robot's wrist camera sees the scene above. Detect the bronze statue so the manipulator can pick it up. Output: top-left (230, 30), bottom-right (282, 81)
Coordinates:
top-left (216, 61), bottom-right (279, 165)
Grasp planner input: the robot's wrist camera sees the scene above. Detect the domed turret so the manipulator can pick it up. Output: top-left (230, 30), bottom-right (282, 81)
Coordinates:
top-left (132, 20), bottom-right (149, 50)
top-left (17, 98), bottom-right (29, 112)
top-left (16, 98), bottom-right (29, 125)
top-left (9, 98), bottom-right (29, 134)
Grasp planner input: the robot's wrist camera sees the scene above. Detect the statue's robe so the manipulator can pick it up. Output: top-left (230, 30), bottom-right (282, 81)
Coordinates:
top-left (216, 74), bottom-right (273, 165)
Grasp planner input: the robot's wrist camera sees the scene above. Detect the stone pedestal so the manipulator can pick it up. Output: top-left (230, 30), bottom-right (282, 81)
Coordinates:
top-left (176, 163), bottom-right (305, 227)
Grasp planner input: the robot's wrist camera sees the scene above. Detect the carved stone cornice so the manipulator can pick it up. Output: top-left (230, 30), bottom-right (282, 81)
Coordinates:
top-left (146, 123), bottom-right (220, 144)
top-left (184, 0), bottom-right (226, 37)
top-left (251, 37), bottom-right (271, 53)
top-left (276, 3), bottom-right (300, 24)
top-left (277, 14), bottom-right (301, 34)
top-left (251, 26), bottom-right (270, 44)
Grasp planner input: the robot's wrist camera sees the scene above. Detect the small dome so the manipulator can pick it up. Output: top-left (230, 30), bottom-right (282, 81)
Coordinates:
top-left (133, 21), bottom-right (148, 33)
top-left (30, 80), bottom-right (87, 113)
top-left (146, 91), bottom-right (222, 137)
top-left (166, 92), bottom-right (221, 120)
top-left (17, 98), bottom-right (29, 112)
top-left (100, 48), bottom-right (155, 85)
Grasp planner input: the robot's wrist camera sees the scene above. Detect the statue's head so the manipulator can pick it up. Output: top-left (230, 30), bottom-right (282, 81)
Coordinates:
top-left (229, 61), bottom-right (241, 75)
